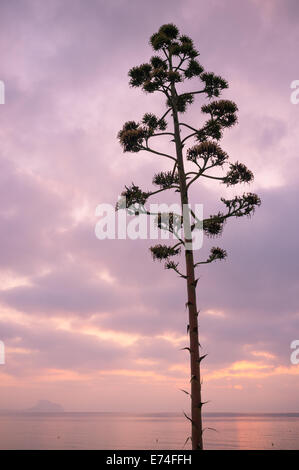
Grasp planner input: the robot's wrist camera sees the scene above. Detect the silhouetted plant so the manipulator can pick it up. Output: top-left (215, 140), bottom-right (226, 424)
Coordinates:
top-left (116, 23), bottom-right (261, 450)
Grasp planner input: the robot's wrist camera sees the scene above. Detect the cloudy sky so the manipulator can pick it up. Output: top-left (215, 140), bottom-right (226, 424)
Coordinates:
top-left (0, 0), bottom-right (298, 413)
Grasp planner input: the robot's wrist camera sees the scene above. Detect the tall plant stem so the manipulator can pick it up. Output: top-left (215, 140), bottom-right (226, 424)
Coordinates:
top-left (170, 80), bottom-right (203, 450)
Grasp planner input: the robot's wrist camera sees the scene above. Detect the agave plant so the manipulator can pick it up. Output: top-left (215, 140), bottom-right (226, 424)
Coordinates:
top-left (116, 23), bottom-right (260, 450)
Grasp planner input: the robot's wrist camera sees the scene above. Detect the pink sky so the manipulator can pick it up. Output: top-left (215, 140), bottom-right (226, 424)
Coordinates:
top-left (0, 0), bottom-right (299, 413)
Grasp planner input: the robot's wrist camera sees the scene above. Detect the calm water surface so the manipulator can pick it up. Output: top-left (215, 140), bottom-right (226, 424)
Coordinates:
top-left (0, 412), bottom-right (298, 450)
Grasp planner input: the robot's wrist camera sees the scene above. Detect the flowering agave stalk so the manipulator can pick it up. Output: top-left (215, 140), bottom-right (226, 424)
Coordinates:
top-left (117, 24), bottom-right (261, 450)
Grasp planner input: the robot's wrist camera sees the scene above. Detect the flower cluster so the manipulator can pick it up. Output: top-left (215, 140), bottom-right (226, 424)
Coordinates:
top-left (184, 59), bottom-right (204, 79)
top-left (116, 184), bottom-right (149, 210)
top-left (203, 213), bottom-right (225, 237)
top-left (142, 113), bottom-right (167, 131)
top-left (150, 244), bottom-right (181, 261)
top-left (118, 114), bottom-right (168, 153)
top-left (200, 72), bottom-right (228, 98)
top-left (152, 171), bottom-right (180, 189)
top-left (167, 93), bottom-right (194, 113)
top-left (129, 63), bottom-right (152, 87)
top-left (118, 121), bottom-right (148, 152)
top-left (128, 24), bottom-right (204, 95)
top-left (202, 100), bottom-right (238, 128)
top-left (164, 260), bottom-right (179, 270)
top-left (129, 61), bottom-right (175, 94)
top-left (176, 93), bottom-right (194, 113)
top-left (196, 120), bottom-right (222, 141)
top-left (207, 247), bottom-right (227, 262)
top-left (150, 24), bottom-right (199, 59)
top-left (223, 162), bottom-right (254, 186)
top-left (187, 141), bottom-right (228, 166)
top-left (221, 193), bottom-right (261, 217)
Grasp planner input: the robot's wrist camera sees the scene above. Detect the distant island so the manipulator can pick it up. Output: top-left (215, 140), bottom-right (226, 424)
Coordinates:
top-left (26, 400), bottom-right (64, 413)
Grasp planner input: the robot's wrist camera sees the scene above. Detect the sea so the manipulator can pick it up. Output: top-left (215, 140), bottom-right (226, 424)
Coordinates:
top-left (0, 412), bottom-right (298, 450)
